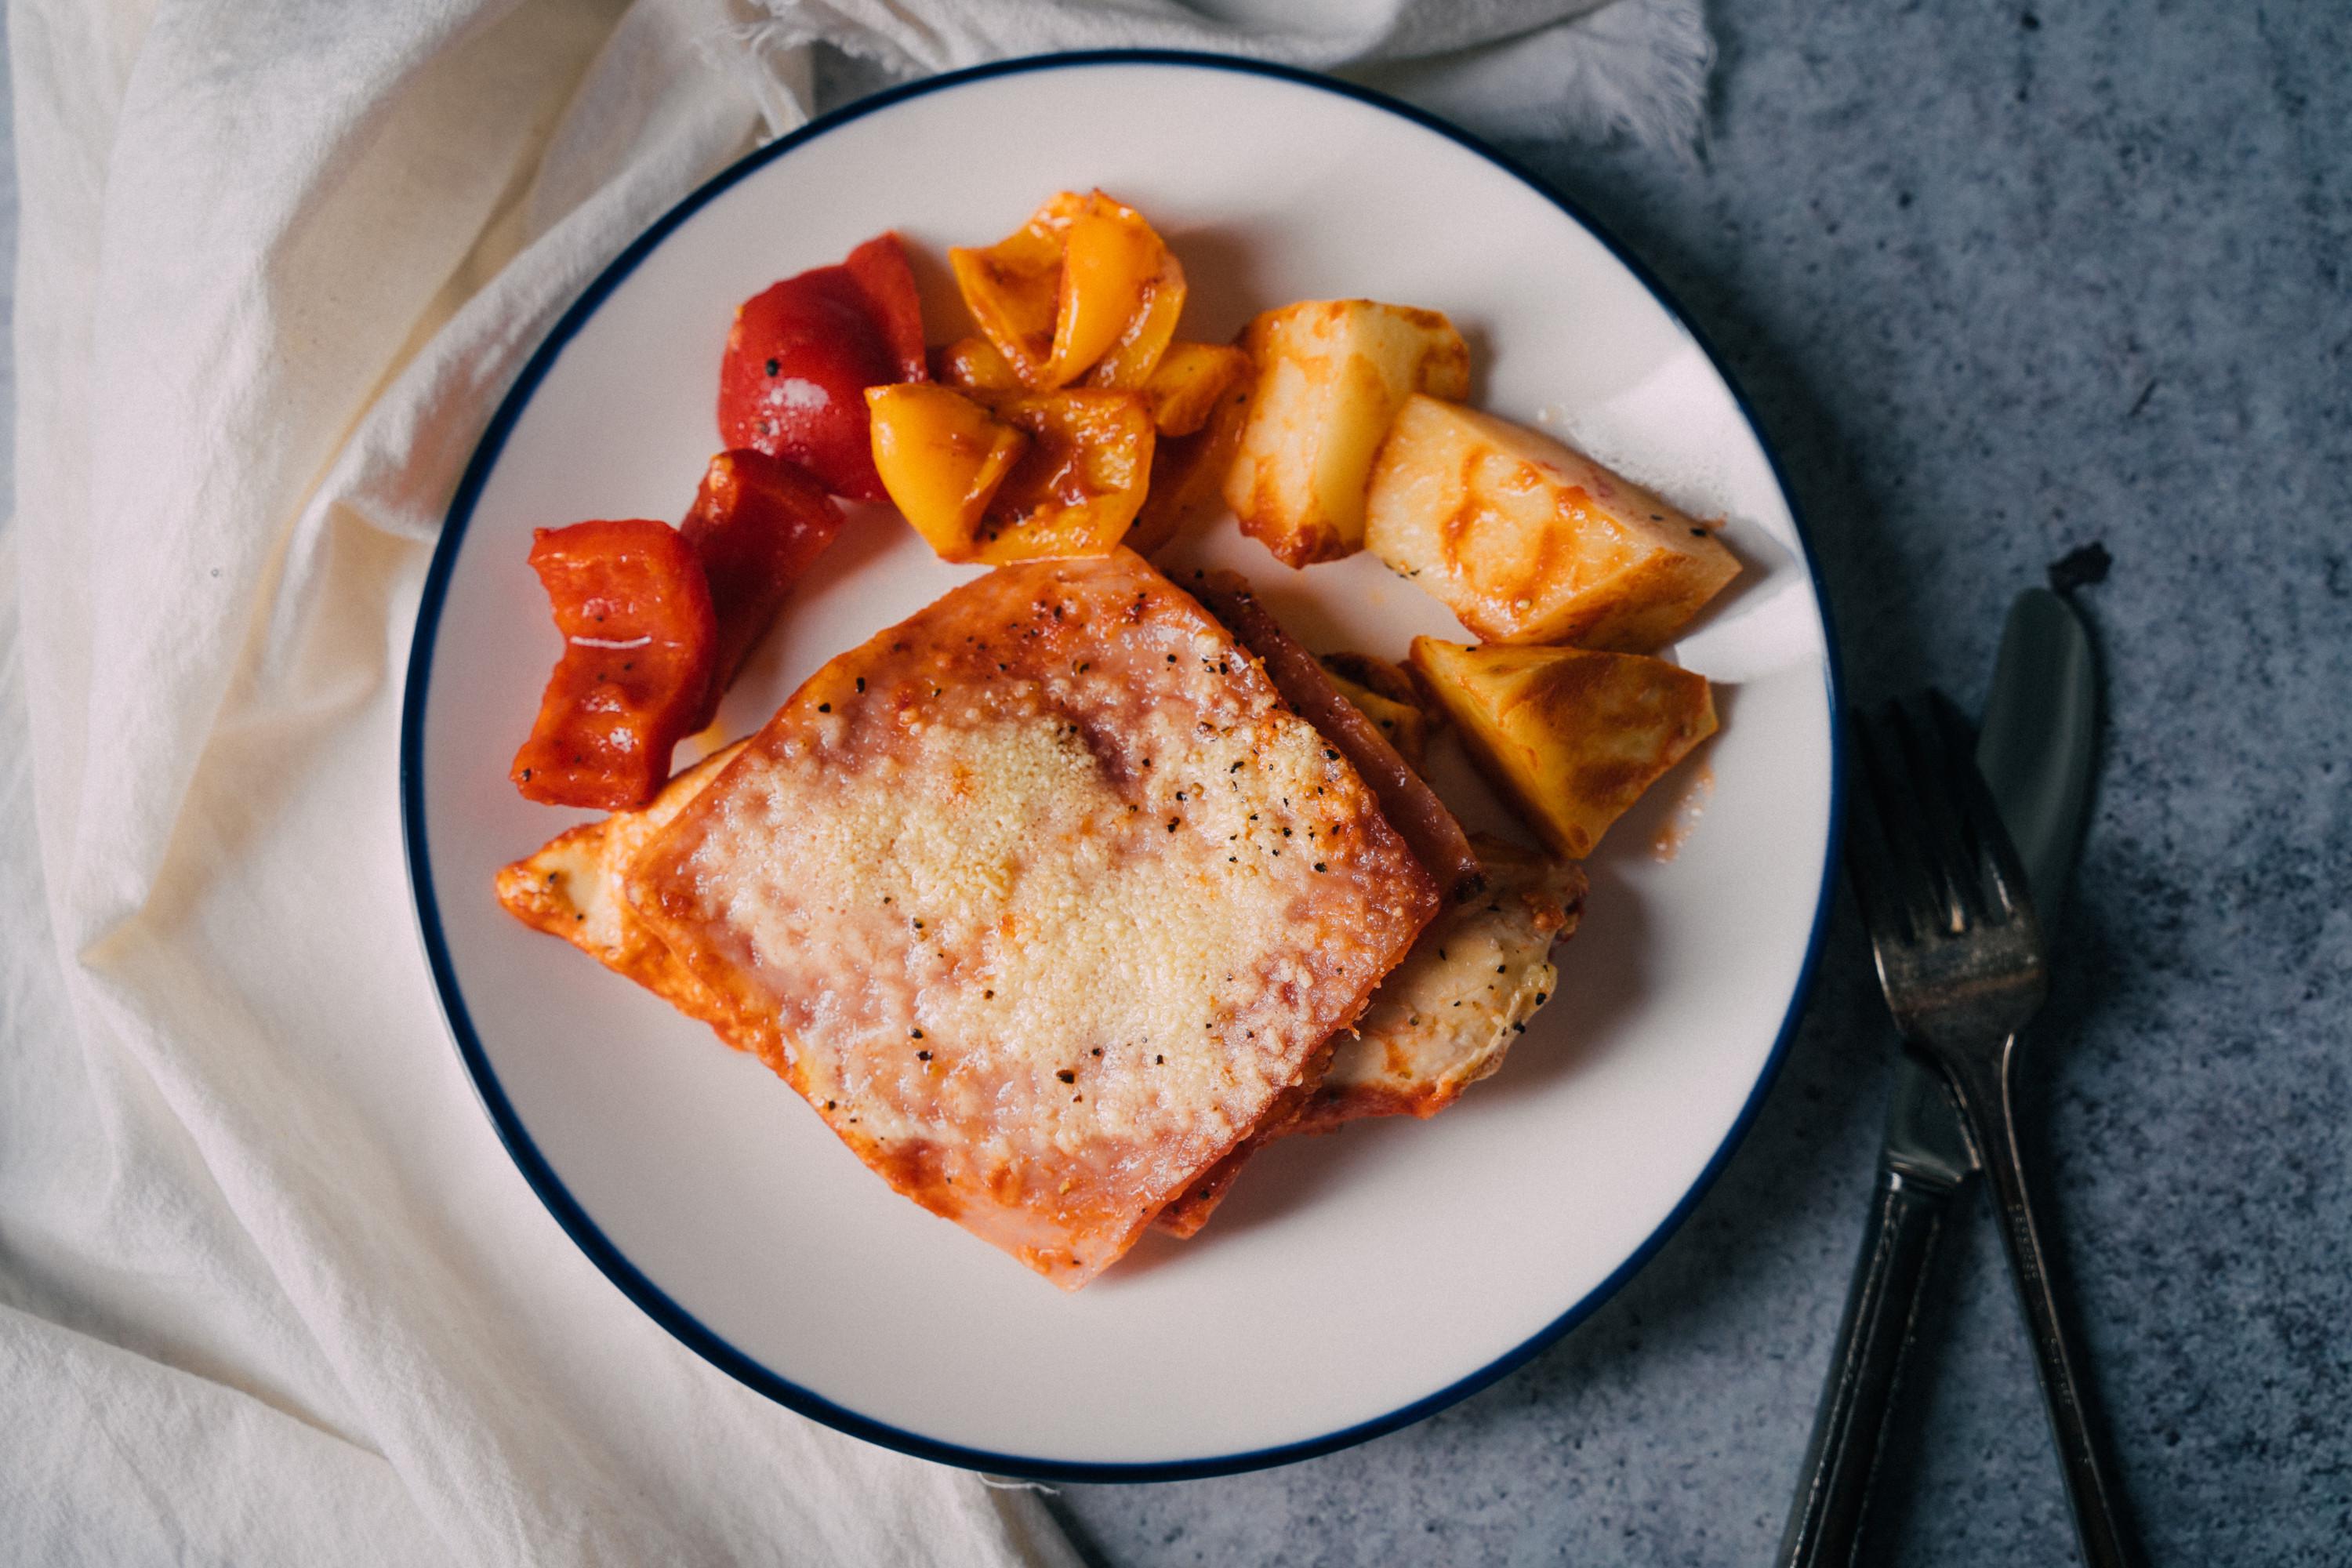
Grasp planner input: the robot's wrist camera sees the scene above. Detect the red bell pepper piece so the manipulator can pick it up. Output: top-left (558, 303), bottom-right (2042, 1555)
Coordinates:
top-left (511, 519), bottom-right (717, 811)
top-left (717, 230), bottom-right (928, 503)
top-left (680, 448), bottom-right (844, 725)
top-left (842, 232), bottom-right (928, 384)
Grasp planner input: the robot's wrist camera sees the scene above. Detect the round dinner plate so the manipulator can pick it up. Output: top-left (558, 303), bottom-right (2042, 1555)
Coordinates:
top-left (402, 52), bottom-right (1840, 1479)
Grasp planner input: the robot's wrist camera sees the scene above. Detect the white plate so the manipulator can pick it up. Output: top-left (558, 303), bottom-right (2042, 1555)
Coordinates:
top-left (402, 53), bottom-right (1840, 1479)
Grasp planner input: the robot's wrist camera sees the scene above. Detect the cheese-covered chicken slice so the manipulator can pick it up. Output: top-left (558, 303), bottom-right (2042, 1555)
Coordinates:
top-left (1301, 837), bottom-right (1583, 1126)
top-left (625, 551), bottom-right (1440, 1289)
top-left (1154, 837), bottom-right (1583, 1237)
top-left (497, 750), bottom-right (1577, 1248)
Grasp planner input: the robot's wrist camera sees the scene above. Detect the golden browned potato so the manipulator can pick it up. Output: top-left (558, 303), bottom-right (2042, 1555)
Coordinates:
top-left (1318, 653), bottom-right (1435, 768)
top-left (1123, 366), bottom-right (1252, 557)
top-left (1409, 636), bottom-right (1716, 858)
top-left (1222, 300), bottom-right (1470, 568)
top-left (1139, 342), bottom-right (1253, 436)
top-left (1315, 650), bottom-right (1407, 703)
top-left (1366, 397), bottom-right (1740, 652)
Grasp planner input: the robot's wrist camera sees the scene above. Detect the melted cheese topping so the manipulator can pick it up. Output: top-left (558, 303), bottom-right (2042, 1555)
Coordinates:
top-left (628, 552), bottom-right (1438, 1287)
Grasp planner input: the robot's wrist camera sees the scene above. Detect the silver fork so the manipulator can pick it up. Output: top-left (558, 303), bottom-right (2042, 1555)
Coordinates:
top-left (1847, 693), bottom-right (2137, 1568)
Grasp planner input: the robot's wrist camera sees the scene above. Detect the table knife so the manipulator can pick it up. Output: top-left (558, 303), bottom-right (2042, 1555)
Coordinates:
top-left (1777, 587), bottom-right (2098, 1566)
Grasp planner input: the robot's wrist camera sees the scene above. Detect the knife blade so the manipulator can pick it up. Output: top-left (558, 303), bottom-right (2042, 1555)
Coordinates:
top-left (1778, 587), bottom-right (2099, 1566)
top-left (1879, 586), bottom-right (2098, 1192)
top-left (1978, 587), bottom-right (2098, 923)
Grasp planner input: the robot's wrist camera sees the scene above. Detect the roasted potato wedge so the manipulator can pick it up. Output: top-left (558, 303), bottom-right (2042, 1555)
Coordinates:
top-left (1367, 397), bottom-right (1740, 652)
top-left (1222, 299), bottom-right (1469, 568)
top-left (1124, 366), bottom-right (1252, 557)
top-left (1319, 650), bottom-right (1421, 708)
top-left (1139, 341), bottom-right (1252, 436)
top-left (1409, 637), bottom-right (1717, 858)
top-left (1321, 662), bottom-right (1433, 768)
top-left (866, 385), bottom-right (1029, 562)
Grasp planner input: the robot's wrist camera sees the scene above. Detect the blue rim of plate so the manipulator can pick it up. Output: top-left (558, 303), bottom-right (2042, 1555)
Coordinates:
top-left (400, 48), bottom-right (1846, 1484)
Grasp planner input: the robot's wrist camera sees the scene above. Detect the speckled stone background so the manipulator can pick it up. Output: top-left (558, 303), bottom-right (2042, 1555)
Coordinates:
top-left (8, 4), bottom-right (2346, 1565)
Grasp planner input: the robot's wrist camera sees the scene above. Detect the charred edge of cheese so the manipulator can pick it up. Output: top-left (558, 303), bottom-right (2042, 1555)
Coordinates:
top-left (1149, 1025), bottom-right (1344, 1239)
top-left (1152, 1143), bottom-right (1250, 1239)
top-left (622, 552), bottom-right (1441, 1289)
top-left (1153, 837), bottom-right (1584, 1236)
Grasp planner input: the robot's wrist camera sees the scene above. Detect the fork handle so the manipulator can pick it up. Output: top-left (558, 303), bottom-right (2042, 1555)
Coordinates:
top-left (1776, 1160), bottom-right (1963, 1568)
top-left (1941, 1036), bottom-right (2140, 1568)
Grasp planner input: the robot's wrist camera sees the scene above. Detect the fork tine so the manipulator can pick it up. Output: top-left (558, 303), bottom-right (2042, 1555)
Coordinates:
top-left (1926, 689), bottom-right (2042, 932)
top-left (1847, 703), bottom-right (1948, 946)
top-left (1889, 694), bottom-right (1990, 931)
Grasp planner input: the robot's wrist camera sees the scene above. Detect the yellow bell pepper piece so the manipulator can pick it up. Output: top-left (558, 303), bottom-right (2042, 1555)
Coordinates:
top-left (866, 384), bottom-right (1029, 562)
top-left (949, 191), bottom-right (1185, 392)
top-left (971, 390), bottom-right (1156, 564)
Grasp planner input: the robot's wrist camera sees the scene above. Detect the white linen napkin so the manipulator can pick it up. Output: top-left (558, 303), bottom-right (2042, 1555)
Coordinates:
top-left (1, 0), bottom-right (1707, 1559)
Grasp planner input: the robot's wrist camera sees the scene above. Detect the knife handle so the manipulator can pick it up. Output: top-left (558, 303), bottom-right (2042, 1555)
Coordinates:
top-left (1775, 1160), bottom-right (1963, 1568)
